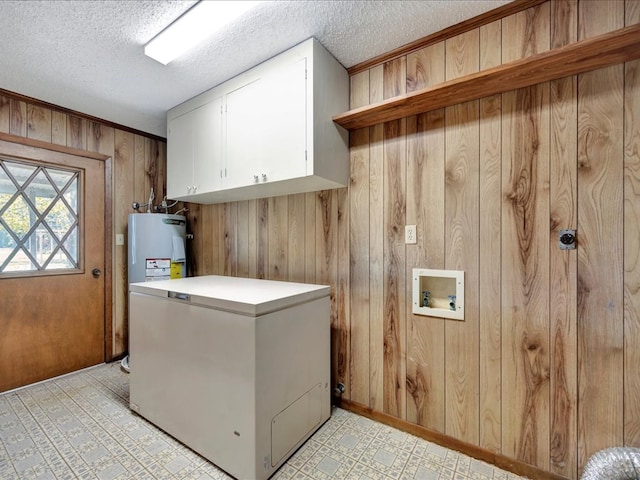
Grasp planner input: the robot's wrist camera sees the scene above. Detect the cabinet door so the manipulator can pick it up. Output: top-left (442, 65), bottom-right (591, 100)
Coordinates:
top-left (225, 58), bottom-right (307, 189)
top-left (167, 110), bottom-right (195, 199)
top-left (259, 57), bottom-right (307, 182)
top-left (192, 97), bottom-right (224, 194)
top-left (225, 78), bottom-right (266, 189)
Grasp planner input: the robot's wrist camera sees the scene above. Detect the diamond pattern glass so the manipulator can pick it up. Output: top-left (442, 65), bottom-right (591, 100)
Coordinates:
top-left (0, 158), bottom-right (80, 274)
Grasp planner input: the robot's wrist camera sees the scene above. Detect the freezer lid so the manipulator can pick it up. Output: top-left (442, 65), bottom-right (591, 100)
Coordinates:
top-left (129, 275), bottom-right (330, 316)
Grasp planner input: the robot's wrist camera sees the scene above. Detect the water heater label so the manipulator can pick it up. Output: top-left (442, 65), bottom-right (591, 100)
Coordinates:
top-left (145, 258), bottom-right (171, 281)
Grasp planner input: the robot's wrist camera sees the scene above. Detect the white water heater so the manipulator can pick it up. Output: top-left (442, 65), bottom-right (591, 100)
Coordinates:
top-left (128, 213), bottom-right (187, 284)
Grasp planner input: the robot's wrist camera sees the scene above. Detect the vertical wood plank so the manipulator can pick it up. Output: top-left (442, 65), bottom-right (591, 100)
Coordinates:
top-left (501, 2), bottom-right (551, 63)
top-left (337, 187), bottom-right (350, 398)
top-left (577, 1), bottom-right (624, 472)
top-left (248, 199), bottom-right (257, 278)
top-left (237, 200), bottom-right (249, 278)
top-left (625, 0), bottom-right (640, 451)
top-left (268, 196), bottom-right (287, 280)
top-left (224, 202), bottom-right (237, 276)
top-left (316, 190), bottom-right (339, 392)
top-left (67, 115), bottom-right (87, 150)
top-left (382, 57), bottom-right (406, 419)
top-left (114, 130), bottom-right (134, 355)
top-left (51, 111), bottom-right (66, 146)
top-left (0, 95), bottom-right (9, 133)
top-left (186, 204), bottom-right (202, 277)
top-left (257, 198), bottom-right (268, 279)
top-left (26, 104), bottom-right (52, 142)
top-left (199, 204), bottom-right (215, 275)
top-left (479, 19), bottom-right (503, 454)
top-left (87, 121), bottom-right (115, 156)
top-left (304, 192), bottom-right (316, 284)
top-left (502, 84), bottom-right (551, 469)
top-left (549, 1), bottom-right (578, 477)
top-left (445, 28), bottom-right (480, 445)
top-left (501, 5), bottom-right (551, 469)
top-left (405, 42), bottom-right (446, 432)
top-left (133, 135), bottom-right (150, 204)
top-left (287, 194), bottom-right (306, 283)
top-left (349, 70), bottom-right (371, 406)
top-left (10, 99), bottom-right (26, 137)
top-left (369, 64), bottom-right (385, 412)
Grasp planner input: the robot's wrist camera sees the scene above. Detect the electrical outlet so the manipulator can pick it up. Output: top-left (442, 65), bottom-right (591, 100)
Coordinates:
top-left (405, 225), bottom-right (417, 244)
top-left (115, 234), bottom-right (125, 246)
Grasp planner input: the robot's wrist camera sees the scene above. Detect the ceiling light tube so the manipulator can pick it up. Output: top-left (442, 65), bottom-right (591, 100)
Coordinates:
top-left (145, 0), bottom-right (261, 65)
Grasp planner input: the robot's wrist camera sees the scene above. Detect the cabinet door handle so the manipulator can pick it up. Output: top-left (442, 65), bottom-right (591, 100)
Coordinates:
top-left (253, 175), bottom-right (259, 182)
top-left (261, 173), bottom-right (267, 181)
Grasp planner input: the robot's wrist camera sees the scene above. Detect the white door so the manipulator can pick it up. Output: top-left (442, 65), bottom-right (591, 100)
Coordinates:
top-left (167, 110), bottom-right (195, 199)
top-left (225, 78), bottom-right (266, 189)
top-left (259, 57), bottom-right (307, 183)
top-left (192, 97), bottom-right (224, 194)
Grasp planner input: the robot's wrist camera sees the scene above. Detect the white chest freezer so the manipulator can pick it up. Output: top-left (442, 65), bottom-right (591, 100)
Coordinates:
top-left (129, 275), bottom-right (331, 480)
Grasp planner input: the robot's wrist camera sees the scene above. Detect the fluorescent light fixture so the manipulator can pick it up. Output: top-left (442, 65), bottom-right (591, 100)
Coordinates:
top-left (145, 0), bottom-right (262, 65)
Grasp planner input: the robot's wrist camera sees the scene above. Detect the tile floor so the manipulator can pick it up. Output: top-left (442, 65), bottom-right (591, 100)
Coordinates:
top-left (0, 363), bottom-right (527, 480)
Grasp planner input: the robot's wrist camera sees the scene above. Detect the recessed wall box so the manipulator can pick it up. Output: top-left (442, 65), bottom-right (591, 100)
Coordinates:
top-left (412, 268), bottom-right (464, 320)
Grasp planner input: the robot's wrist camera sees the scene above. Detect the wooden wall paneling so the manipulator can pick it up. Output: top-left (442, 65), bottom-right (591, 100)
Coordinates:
top-left (337, 187), bottom-right (351, 399)
top-left (257, 198), bottom-right (269, 279)
top-left (267, 196), bottom-right (287, 280)
top-left (148, 139), bottom-right (162, 201)
top-left (315, 190), bottom-right (340, 391)
top-left (577, 0), bottom-right (624, 472)
top-left (186, 204), bottom-right (202, 276)
top-left (207, 204), bottom-right (221, 275)
top-left (236, 200), bottom-right (249, 278)
top-left (0, 95), bottom-right (9, 133)
top-left (224, 202), bottom-right (238, 276)
top-left (26, 104), bottom-right (52, 143)
top-left (133, 135), bottom-right (149, 205)
top-left (500, 5), bottom-right (551, 469)
top-left (369, 64), bottom-right (385, 412)
top-left (501, 2), bottom-right (551, 62)
top-left (501, 83), bottom-right (551, 470)
top-left (86, 121), bottom-right (114, 157)
top-left (285, 194), bottom-right (305, 283)
top-left (198, 204), bottom-right (215, 275)
top-left (304, 192), bottom-right (316, 284)
top-left (51, 111), bottom-right (66, 146)
top-left (382, 57), bottom-right (407, 419)
top-left (405, 43), bottom-right (446, 432)
top-left (10, 99), bottom-right (26, 137)
top-left (549, 1), bottom-right (578, 477)
top-left (479, 19), bottom-right (503, 454)
top-left (114, 130), bottom-right (134, 355)
top-left (444, 28), bottom-right (480, 445)
top-left (67, 115), bottom-right (87, 150)
top-left (349, 70), bottom-right (371, 406)
top-left (625, 0), bottom-right (640, 450)
top-left (247, 199), bottom-right (257, 279)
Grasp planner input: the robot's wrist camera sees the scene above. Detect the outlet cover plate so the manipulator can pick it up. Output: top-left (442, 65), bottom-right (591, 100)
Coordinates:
top-left (405, 225), bottom-right (417, 244)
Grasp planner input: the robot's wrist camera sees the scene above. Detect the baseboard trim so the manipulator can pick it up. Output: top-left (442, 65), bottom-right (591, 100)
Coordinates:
top-left (336, 399), bottom-right (568, 480)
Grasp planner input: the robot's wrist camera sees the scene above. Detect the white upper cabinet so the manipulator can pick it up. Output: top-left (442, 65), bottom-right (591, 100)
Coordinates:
top-left (166, 38), bottom-right (348, 204)
top-left (167, 96), bottom-right (223, 199)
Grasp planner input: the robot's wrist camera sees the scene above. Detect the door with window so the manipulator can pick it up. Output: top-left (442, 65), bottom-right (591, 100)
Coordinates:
top-left (0, 140), bottom-right (105, 392)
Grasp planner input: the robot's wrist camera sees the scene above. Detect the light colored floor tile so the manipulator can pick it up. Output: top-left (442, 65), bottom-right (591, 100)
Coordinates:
top-left (0, 364), bottom-right (528, 480)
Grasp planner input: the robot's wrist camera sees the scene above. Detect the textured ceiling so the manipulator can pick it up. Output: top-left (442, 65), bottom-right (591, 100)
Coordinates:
top-left (0, 0), bottom-right (508, 138)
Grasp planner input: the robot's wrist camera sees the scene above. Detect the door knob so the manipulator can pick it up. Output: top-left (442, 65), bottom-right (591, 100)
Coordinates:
top-left (92, 268), bottom-right (101, 277)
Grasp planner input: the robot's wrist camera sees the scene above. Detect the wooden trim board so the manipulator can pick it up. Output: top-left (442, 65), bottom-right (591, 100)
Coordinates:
top-left (334, 23), bottom-right (640, 130)
top-left (337, 398), bottom-right (569, 480)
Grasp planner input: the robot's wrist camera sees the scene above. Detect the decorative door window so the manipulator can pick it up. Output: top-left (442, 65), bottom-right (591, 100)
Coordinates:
top-left (0, 157), bottom-right (81, 274)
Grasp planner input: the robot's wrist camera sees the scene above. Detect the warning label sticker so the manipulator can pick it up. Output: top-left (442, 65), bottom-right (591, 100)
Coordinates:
top-left (145, 258), bottom-right (171, 281)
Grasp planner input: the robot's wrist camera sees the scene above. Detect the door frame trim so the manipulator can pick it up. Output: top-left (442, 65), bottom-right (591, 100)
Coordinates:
top-left (0, 131), bottom-right (113, 361)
